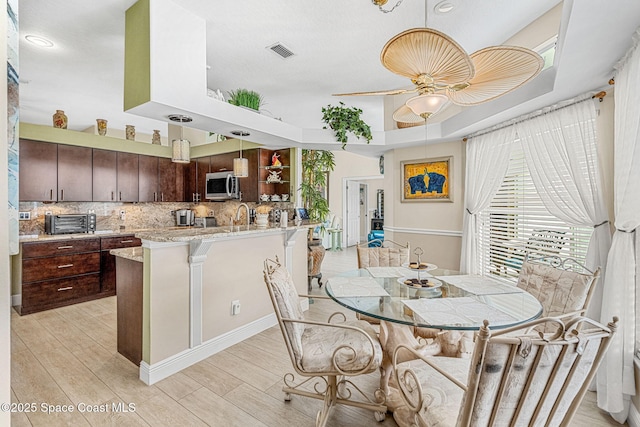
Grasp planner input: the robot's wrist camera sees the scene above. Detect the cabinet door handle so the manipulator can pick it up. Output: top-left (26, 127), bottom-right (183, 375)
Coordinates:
top-left (111, 191), bottom-right (115, 201)
top-left (57, 287), bottom-right (73, 291)
top-left (161, 193), bottom-right (164, 202)
top-left (57, 245), bottom-right (73, 250)
top-left (119, 191), bottom-right (122, 201)
top-left (60, 189), bottom-right (64, 201)
top-left (153, 192), bottom-right (157, 202)
top-left (120, 240), bottom-right (134, 243)
top-left (50, 189), bottom-right (54, 200)
top-left (57, 264), bottom-right (74, 269)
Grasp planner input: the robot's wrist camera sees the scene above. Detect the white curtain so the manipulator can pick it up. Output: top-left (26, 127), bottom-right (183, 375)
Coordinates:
top-left (596, 28), bottom-right (640, 424)
top-left (460, 127), bottom-right (515, 274)
top-left (516, 99), bottom-right (611, 322)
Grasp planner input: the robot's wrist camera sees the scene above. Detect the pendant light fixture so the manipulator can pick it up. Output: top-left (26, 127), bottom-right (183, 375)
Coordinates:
top-left (231, 130), bottom-right (250, 178)
top-left (168, 114), bottom-right (192, 163)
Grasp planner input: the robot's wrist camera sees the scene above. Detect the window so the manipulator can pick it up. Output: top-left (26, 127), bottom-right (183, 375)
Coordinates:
top-left (475, 139), bottom-right (593, 282)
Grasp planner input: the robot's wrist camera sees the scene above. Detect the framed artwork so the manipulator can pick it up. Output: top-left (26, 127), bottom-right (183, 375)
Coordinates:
top-left (401, 156), bottom-right (452, 202)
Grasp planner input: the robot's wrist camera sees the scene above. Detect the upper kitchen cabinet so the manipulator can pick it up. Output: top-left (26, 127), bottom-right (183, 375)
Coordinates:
top-left (139, 155), bottom-right (185, 202)
top-left (92, 149), bottom-right (117, 202)
top-left (117, 152), bottom-right (139, 202)
top-left (19, 139), bottom-right (92, 202)
top-left (209, 151), bottom-right (238, 173)
top-left (19, 139), bottom-right (58, 201)
top-left (185, 156), bottom-right (211, 202)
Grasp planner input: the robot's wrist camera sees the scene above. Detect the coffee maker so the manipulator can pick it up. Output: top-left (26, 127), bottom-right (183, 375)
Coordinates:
top-left (175, 209), bottom-right (195, 226)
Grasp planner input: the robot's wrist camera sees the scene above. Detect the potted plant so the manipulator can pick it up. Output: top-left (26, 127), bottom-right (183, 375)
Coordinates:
top-left (300, 149), bottom-right (335, 242)
top-left (321, 101), bottom-right (372, 149)
top-left (227, 88), bottom-right (264, 111)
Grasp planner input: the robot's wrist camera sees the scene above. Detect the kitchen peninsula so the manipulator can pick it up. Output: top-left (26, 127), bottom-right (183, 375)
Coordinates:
top-left (112, 222), bottom-right (313, 385)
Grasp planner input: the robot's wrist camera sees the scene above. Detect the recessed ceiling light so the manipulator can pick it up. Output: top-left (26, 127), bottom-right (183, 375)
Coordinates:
top-left (168, 114), bottom-right (193, 123)
top-left (24, 35), bottom-right (54, 48)
top-left (434, 1), bottom-right (454, 14)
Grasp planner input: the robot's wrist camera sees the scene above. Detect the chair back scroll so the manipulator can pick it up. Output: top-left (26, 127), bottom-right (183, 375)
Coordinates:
top-left (357, 240), bottom-right (409, 268)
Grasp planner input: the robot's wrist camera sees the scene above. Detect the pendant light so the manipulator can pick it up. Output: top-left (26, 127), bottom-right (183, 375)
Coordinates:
top-left (232, 130), bottom-right (249, 178)
top-left (168, 114), bottom-right (192, 163)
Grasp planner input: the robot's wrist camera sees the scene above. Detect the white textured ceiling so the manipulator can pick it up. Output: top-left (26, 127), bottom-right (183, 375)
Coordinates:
top-left (17, 0), bottom-right (640, 157)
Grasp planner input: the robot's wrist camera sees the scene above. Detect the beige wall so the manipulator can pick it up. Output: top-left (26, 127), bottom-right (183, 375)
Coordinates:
top-left (385, 140), bottom-right (465, 270)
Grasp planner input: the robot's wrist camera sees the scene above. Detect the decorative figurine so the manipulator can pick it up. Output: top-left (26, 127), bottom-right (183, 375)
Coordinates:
top-left (266, 170), bottom-right (282, 183)
top-left (271, 152), bottom-right (282, 167)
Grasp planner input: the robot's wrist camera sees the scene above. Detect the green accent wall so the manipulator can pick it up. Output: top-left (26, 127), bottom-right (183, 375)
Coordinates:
top-left (124, 0), bottom-right (151, 112)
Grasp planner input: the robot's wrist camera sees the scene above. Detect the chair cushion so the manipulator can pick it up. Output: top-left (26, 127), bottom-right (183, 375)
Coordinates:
top-left (357, 246), bottom-right (409, 267)
top-left (395, 357), bottom-right (469, 427)
top-left (268, 265), bottom-right (306, 368)
top-left (516, 261), bottom-right (594, 331)
top-left (300, 320), bottom-right (382, 374)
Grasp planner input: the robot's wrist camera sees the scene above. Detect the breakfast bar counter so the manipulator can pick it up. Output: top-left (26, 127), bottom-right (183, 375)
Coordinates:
top-left (115, 223), bottom-right (315, 385)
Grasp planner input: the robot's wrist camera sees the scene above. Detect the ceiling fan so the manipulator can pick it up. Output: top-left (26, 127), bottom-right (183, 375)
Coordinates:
top-left (335, 26), bottom-right (544, 127)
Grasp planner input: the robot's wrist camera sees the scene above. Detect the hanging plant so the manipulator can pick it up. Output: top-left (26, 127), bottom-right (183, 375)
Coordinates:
top-left (227, 88), bottom-right (264, 111)
top-left (321, 102), bottom-right (372, 149)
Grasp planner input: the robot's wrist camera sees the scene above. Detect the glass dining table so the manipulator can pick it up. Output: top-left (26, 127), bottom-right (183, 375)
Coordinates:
top-left (324, 265), bottom-right (543, 412)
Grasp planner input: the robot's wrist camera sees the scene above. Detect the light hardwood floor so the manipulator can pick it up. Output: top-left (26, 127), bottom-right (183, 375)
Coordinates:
top-left (10, 246), bottom-right (624, 426)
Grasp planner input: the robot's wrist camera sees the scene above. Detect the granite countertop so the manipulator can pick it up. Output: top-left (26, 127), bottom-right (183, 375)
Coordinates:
top-left (18, 222), bottom-right (319, 244)
top-left (134, 221), bottom-right (318, 243)
top-left (110, 246), bottom-right (143, 262)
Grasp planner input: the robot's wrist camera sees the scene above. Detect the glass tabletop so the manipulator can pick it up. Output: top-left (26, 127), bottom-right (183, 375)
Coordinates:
top-left (324, 267), bottom-right (543, 331)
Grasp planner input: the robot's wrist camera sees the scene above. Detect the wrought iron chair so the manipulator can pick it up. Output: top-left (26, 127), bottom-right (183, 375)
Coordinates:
top-left (516, 254), bottom-right (601, 332)
top-left (263, 257), bottom-right (387, 427)
top-left (357, 239), bottom-right (410, 268)
top-left (392, 316), bottom-right (618, 427)
top-left (502, 229), bottom-right (567, 272)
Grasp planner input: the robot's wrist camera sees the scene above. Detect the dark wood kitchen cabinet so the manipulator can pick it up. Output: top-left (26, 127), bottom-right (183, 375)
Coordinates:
top-left (116, 152), bottom-right (139, 202)
top-left (99, 235), bottom-right (142, 295)
top-left (139, 155), bottom-right (185, 202)
top-left (57, 144), bottom-right (93, 201)
top-left (18, 238), bottom-right (101, 315)
top-left (19, 139), bottom-right (92, 202)
top-left (92, 149), bottom-right (118, 201)
top-left (209, 151), bottom-right (238, 173)
top-left (185, 156), bottom-right (211, 202)
top-left (19, 139), bottom-right (58, 201)
top-left (138, 155), bottom-right (159, 202)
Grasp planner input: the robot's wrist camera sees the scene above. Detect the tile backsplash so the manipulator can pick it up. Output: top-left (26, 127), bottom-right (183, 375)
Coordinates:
top-left (18, 201), bottom-right (294, 235)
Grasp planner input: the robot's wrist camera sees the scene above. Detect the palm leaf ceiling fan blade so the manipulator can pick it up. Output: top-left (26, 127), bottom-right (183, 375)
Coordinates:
top-left (381, 28), bottom-right (474, 85)
top-left (446, 46), bottom-right (544, 106)
top-left (333, 87), bottom-right (416, 97)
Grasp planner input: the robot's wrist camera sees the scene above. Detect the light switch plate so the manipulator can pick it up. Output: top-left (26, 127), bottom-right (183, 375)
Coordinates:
top-left (18, 211), bottom-right (31, 220)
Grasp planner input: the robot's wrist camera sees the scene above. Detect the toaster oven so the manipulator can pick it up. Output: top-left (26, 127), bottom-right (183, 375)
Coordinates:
top-left (44, 213), bottom-right (97, 235)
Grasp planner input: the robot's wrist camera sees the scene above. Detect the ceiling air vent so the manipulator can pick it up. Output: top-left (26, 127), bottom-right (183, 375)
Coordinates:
top-left (267, 42), bottom-right (295, 59)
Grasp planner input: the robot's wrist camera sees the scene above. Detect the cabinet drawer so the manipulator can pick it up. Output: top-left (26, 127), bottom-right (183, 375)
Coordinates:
top-left (21, 273), bottom-right (100, 310)
top-left (22, 238), bottom-right (100, 258)
top-left (100, 235), bottom-right (141, 250)
top-left (22, 252), bottom-right (101, 282)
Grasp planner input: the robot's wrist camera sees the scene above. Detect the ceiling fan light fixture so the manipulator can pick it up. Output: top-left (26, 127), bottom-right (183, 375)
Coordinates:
top-left (406, 93), bottom-right (449, 119)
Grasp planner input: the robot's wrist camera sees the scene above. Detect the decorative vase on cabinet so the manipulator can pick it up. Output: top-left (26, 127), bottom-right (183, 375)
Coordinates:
top-left (125, 125), bottom-right (135, 141)
top-left (152, 130), bottom-right (161, 145)
top-left (96, 119), bottom-right (108, 136)
top-left (52, 110), bottom-right (67, 129)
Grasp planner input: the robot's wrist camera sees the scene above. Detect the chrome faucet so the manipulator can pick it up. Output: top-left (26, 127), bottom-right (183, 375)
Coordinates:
top-left (234, 203), bottom-right (250, 227)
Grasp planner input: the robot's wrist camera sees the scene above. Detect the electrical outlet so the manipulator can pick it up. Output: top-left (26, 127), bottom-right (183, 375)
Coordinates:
top-left (119, 210), bottom-right (126, 221)
top-left (45, 211), bottom-right (52, 216)
top-left (231, 300), bottom-right (241, 315)
top-left (18, 211), bottom-right (31, 220)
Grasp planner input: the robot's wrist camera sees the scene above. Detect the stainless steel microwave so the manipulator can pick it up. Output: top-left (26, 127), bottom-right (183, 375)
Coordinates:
top-left (205, 172), bottom-right (240, 200)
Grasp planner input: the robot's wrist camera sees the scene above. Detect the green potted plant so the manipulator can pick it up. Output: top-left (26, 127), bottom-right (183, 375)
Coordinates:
top-left (300, 149), bottom-right (335, 240)
top-left (227, 88), bottom-right (264, 111)
top-left (321, 101), bottom-right (372, 149)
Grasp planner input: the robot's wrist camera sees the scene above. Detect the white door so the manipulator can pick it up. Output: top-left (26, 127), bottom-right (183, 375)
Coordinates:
top-left (346, 181), bottom-right (360, 247)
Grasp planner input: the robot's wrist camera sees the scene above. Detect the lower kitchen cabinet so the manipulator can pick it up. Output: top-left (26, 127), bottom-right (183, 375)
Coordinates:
top-left (99, 235), bottom-right (142, 295)
top-left (18, 238), bottom-right (101, 315)
top-left (16, 235), bottom-right (142, 315)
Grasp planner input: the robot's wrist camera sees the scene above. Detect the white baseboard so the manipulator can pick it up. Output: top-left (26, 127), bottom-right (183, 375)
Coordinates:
top-left (139, 313), bottom-right (277, 385)
top-left (11, 294), bottom-right (21, 307)
top-left (629, 402), bottom-right (640, 427)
